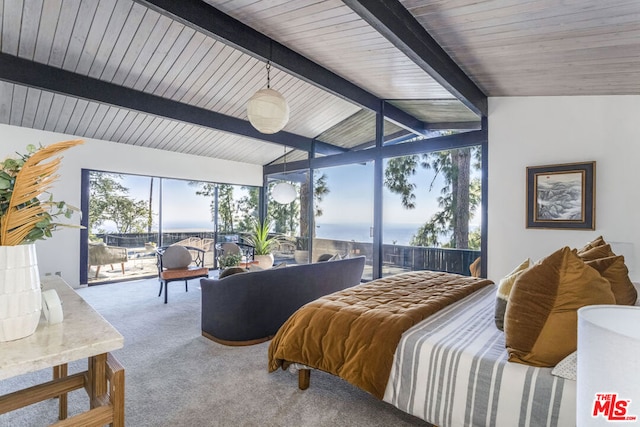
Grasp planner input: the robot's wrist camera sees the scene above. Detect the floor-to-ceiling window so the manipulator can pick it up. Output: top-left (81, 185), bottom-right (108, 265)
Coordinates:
top-left (84, 170), bottom-right (258, 285)
top-left (382, 146), bottom-right (482, 277)
top-left (266, 170), bottom-right (309, 265)
top-left (312, 162), bottom-right (375, 280)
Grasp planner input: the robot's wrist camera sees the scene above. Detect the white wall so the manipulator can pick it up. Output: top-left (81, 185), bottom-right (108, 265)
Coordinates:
top-left (0, 124), bottom-right (263, 286)
top-left (488, 96), bottom-right (640, 281)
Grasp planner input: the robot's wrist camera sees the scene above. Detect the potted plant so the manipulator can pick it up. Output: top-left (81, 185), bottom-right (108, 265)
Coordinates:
top-left (0, 140), bottom-right (83, 342)
top-left (218, 252), bottom-right (242, 269)
top-left (245, 218), bottom-right (283, 269)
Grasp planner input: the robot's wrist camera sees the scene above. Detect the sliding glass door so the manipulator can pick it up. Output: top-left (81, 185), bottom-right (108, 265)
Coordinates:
top-left (84, 170), bottom-right (258, 284)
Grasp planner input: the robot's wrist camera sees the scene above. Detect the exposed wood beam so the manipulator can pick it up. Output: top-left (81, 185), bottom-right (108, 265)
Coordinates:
top-left (265, 130), bottom-right (486, 174)
top-left (425, 122), bottom-right (481, 131)
top-left (0, 53), bottom-right (347, 155)
top-left (343, 0), bottom-right (488, 117)
top-left (133, 0), bottom-right (427, 136)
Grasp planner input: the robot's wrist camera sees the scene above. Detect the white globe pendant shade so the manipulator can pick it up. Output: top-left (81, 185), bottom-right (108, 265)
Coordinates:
top-left (271, 182), bottom-right (297, 204)
top-left (247, 88), bottom-right (290, 134)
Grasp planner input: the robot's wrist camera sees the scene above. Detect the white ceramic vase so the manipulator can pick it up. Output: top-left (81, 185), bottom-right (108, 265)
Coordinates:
top-left (254, 253), bottom-right (274, 269)
top-left (0, 244), bottom-right (42, 342)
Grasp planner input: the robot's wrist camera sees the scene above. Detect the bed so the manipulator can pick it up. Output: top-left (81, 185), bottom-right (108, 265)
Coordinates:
top-left (268, 271), bottom-right (576, 427)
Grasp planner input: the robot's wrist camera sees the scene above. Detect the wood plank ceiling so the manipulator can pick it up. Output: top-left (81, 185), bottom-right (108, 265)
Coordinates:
top-left (0, 0), bottom-right (633, 166)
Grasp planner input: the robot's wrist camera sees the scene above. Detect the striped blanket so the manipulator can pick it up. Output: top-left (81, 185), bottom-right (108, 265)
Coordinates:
top-left (384, 285), bottom-right (576, 427)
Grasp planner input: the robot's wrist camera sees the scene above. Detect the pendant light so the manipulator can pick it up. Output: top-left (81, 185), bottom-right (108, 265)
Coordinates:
top-left (247, 60), bottom-right (289, 134)
top-left (271, 147), bottom-right (297, 204)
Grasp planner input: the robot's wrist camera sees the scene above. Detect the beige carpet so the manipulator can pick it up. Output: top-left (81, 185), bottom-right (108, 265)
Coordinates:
top-left (0, 276), bottom-right (430, 427)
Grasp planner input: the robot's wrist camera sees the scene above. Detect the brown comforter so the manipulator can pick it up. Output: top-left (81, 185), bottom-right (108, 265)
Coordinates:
top-left (268, 270), bottom-right (493, 399)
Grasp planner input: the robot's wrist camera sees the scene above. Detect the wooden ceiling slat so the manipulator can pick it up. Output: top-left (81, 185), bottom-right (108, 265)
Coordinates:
top-left (132, 116), bottom-right (162, 146)
top-left (0, 82), bottom-right (13, 123)
top-left (9, 84), bottom-right (26, 126)
top-left (16, 0), bottom-right (42, 59)
top-left (139, 117), bottom-right (175, 147)
top-left (158, 121), bottom-right (192, 151)
top-left (140, 26), bottom-right (196, 93)
top-left (82, 103), bottom-right (110, 138)
top-left (109, 9), bottom-right (160, 84)
top-left (152, 31), bottom-right (209, 97)
top-left (110, 110), bottom-right (139, 141)
top-left (127, 114), bottom-right (156, 144)
top-left (171, 40), bottom-right (226, 102)
top-left (34, 0), bottom-right (64, 63)
top-left (98, 2), bottom-right (148, 82)
top-left (48, 0), bottom-right (81, 68)
top-left (65, 98), bottom-right (90, 136)
top-left (155, 120), bottom-right (187, 150)
top-left (181, 45), bottom-right (243, 106)
top-left (21, 87), bottom-right (41, 128)
top-left (2, 0), bottom-right (24, 56)
top-left (93, 106), bottom-right (122, 140)
top-left (114, 110), bottom-right (146, 142)
top-left (160, 36), bottom-right (217, 100)
top-left (87, 0), bottom-right (134, 79)
top-left (403, 0), bottom-right (640, 96)
top-left (62, 1), bottom-right (99, 71)
top-left (74, 1), bottom-right (118, 75)
top-left (32, 90), bottom-right (54, 130)
top-left (118, 14), bottom-right (173, 87)
top-left (99, 108), bottom-right (130, 141)
top-left (53, 96), bottom-right (80, 134)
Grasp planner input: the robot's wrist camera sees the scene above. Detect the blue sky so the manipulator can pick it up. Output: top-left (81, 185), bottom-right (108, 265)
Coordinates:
top-left (100, 158), bottom-right (481, 234)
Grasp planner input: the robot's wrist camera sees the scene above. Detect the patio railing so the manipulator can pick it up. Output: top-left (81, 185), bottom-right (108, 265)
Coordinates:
top-left (92, 233), bottom-right (480, 279)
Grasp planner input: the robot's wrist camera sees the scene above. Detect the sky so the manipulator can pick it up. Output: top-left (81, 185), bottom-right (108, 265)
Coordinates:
top-left (95, 156), bottom-right (481, 234)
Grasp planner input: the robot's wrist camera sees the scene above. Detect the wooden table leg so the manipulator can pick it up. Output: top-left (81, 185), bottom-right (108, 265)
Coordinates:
top-left (53, 364), bottom-right (68, 420)
top-left (107, 353), bottom-right (125, 427)
top-left (88, 353), bottom-right (107, 408)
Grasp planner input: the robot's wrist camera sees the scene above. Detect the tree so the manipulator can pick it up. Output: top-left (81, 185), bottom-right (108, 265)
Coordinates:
top-left (190, 183), bottom-right (242, 233)
top-left (384, 147), bottom-right (481, 249)
top-left (89, 172), bottom-right (151, 234)
top-left (298, 172), bottom-right (329, 240)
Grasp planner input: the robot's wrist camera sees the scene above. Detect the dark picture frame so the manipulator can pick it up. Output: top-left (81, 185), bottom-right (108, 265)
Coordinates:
top-left (526, 161), bottom-right (596, 230)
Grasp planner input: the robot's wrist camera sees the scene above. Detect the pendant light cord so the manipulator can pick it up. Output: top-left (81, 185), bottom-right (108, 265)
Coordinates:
top-left (266, 62), bottom-right (271, 89)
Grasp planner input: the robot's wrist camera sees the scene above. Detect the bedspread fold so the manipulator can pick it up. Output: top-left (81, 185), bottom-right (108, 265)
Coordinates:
top-left (268, 270), bottom-right (493, 399)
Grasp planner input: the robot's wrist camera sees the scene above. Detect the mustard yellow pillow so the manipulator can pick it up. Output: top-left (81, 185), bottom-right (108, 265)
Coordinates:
top-left (494, 258), bottom-right (531, 331)
top-left (576, 243), bottom-right (615, 261)
top-left (504, 247), bottom-right (615, 367)
top-left (578, 235), bottom-right (607, 253)
top-left (586, 256), bottom-right (638, 306)
top-left (469, 257), bottom-right (481, 278)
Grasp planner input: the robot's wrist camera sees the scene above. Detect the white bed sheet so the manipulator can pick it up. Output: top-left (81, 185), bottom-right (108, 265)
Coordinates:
top-left (384, 284), bottom-right (576, 427)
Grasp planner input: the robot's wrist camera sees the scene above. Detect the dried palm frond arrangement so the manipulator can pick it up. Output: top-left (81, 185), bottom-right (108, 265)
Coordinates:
top-left (0, 140), bottom-right (84, 246)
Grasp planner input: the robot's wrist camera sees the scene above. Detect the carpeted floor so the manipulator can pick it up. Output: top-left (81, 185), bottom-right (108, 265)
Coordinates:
top-left (0, 276), bottom-right (430, 427)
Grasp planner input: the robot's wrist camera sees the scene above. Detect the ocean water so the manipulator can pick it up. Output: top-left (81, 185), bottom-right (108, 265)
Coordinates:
top-left (316, 223), bottom-right (422, 246)
top-left (98, 221), bottom-right (423, 246)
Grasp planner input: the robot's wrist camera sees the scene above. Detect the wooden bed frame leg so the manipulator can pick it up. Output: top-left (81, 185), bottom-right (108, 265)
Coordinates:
top-left (298, 369), bottom-right (310, 390)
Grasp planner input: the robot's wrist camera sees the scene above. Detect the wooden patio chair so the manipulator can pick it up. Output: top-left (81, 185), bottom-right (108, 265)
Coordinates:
top-left (156, 245), bottom-right (209, 303)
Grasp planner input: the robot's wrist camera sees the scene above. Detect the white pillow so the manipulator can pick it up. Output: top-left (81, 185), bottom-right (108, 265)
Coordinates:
top-left (551, 351), bottom-right (577, 381)
top-left (162, 245), bottom-right (192, 269)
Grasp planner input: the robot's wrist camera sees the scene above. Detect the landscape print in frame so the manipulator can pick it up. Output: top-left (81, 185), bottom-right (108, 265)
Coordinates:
top-left (526, 161), bottom-right (595, 229)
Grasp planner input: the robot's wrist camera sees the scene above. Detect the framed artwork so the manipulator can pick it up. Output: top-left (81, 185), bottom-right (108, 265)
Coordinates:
top-left (526, 161), bottom-right (595, 229)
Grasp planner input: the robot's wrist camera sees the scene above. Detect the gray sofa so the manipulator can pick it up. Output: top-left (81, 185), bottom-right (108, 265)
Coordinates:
top-left (200, 256), bottom-right (366, 345)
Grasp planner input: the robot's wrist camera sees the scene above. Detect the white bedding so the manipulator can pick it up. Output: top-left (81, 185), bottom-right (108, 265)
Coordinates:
top-left (384, 284), bottom-right (576, 427)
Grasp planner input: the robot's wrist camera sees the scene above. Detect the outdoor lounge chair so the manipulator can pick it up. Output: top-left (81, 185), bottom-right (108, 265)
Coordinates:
top-left (88, 242), bottom-right (128, 278)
